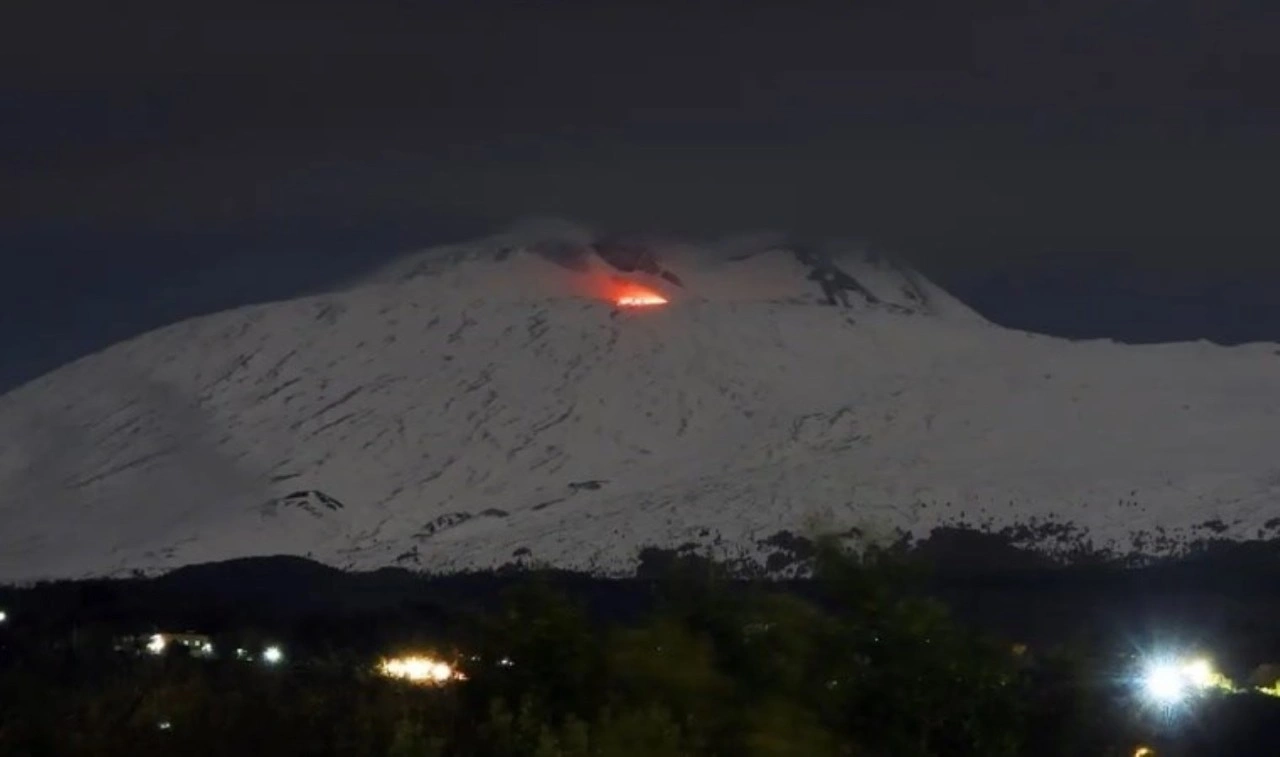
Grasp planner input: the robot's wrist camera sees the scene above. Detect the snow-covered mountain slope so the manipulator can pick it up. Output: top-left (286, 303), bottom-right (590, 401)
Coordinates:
top-left (1, 235), bottom-right (1278, 582)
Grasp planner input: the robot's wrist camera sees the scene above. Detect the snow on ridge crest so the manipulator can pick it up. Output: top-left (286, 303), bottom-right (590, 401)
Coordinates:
top-left (362, 227), bottom-right (984, 323)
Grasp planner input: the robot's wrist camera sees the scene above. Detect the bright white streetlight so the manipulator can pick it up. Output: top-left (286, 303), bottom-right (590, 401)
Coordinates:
top-left (1141, 661), bottom-right (1188, 705)
top-left (262, 645), bottom-right (284, 665)
top-left (1138, 653), bottom-right (1228, 708)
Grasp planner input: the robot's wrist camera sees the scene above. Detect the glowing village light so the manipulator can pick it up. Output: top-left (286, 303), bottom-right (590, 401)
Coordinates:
top-left (0, 609), bottom-right (7, 623)
top-left (262, 645), bottom-right (284, 665)
top-left (377, 655), bottom-right (466, 685)
top-left (146, 634), bottom-right (168, 656)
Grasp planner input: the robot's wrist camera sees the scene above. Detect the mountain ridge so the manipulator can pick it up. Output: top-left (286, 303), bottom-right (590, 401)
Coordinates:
top-left (1, 232), bottom-right (1277, 582)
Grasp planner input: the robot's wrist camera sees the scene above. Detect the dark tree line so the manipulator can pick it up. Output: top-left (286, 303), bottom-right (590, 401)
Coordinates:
top-left (0, 543), bottom-right (1142, 756)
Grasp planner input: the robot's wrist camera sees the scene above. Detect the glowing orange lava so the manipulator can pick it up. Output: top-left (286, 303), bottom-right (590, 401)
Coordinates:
top-left (615, 289), bottom-right (668, 307)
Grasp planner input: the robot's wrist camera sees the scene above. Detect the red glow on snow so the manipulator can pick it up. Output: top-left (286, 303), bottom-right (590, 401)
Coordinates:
top-left (615, 288), bottom-right (668, 308)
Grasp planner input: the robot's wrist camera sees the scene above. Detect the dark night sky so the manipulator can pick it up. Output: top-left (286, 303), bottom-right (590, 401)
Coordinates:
top-left (2, 0), bottom-right (1278, 391)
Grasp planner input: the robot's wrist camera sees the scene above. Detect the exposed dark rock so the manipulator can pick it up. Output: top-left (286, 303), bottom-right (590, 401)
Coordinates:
top-left (282, 490), bottom-right (346, 510)
top-left (531, 498), bottom-right (566, 511)
top-left (414, 512), bottom-right (473, 540)
top-left (313, 301), bottom-right (346, 325)
top-left (568, 480), bottom-right (606, 492)
top-left (792, 245), bottom-right (883, 308)
top-left (261, 489), bottom-right (347, 519)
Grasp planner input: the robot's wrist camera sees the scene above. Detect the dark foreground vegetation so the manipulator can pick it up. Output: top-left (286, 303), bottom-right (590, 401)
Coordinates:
top-left (3, 540), bottom-right (1280, 755)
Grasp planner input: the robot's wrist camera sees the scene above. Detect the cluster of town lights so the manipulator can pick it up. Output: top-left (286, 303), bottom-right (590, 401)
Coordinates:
top-left (377, 655), bottom-right (466, 685)
top-left (132, 630), bottom-right (476, 686)
top-left (144, 634), bottom-right (283, 665)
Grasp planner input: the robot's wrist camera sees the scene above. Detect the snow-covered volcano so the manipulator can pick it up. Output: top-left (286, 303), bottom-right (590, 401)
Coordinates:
top-left (1, 232), bottom-right (1278, 582)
